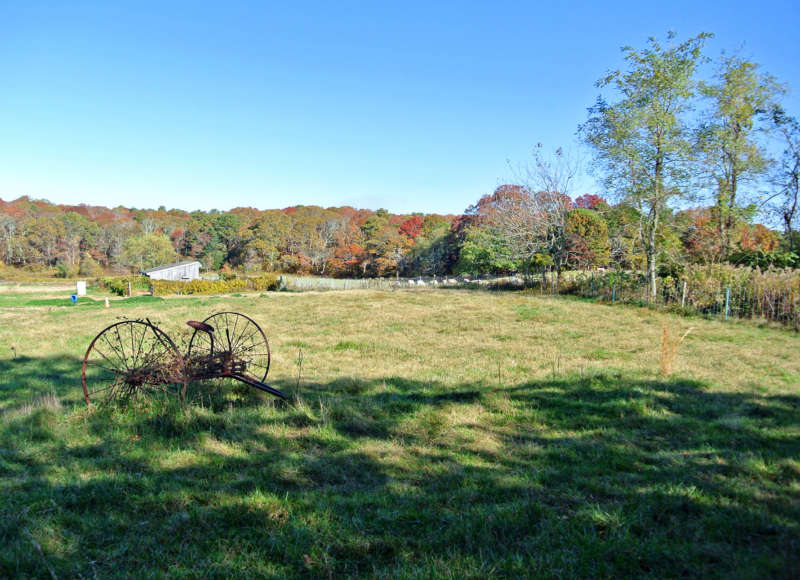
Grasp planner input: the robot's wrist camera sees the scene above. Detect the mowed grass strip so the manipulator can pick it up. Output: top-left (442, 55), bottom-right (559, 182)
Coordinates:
top-left (0, 287), bottom-right (798, 578)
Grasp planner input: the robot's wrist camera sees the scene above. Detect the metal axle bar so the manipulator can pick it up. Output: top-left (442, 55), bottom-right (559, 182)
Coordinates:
top-left (230, 373), bottom-right (288, 400)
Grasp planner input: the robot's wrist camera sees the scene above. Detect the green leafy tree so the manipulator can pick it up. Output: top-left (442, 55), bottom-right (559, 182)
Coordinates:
top-left (409, 215), bottom-right (452, 276)
top-left (455, 226), bottom-right (518, 275)
top-left (24, 217), bottom-right (60, 266)
top-left (179, 215), bottom-right (209, 258)
top-left (200, 237), bottom-right (226, 271)
top-left (212, 214), bottom-right (242, 253)
top-left (121, 233), bottom-right (178, 272)
top-left (247, 211), bottom-right (291, 270)
top-left (210, 213), bottom-right (244, 267)
top-left (603, 203), bottom-right (645, 269)
top-left (582, 32), bottom-right (710, 299)
top-left (360, 213), bottom-right (388, 241)
top-left (566, 209), bottom-right (610, 268)
top-left (696, 55), bottom-right (784, 255)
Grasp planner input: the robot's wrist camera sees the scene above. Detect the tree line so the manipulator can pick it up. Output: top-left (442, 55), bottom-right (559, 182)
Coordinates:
top-left (0, 199), bottom-right (461, 278)
top-left (0, 32), bottom-right (797, 286)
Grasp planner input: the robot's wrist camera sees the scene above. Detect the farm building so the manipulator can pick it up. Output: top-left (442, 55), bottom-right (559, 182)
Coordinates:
top-left (142, 260), bottom-right (201, 281)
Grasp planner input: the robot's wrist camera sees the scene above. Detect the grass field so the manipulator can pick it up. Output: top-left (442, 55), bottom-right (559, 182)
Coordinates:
top-left (1, 285), bottom-right (798, 578)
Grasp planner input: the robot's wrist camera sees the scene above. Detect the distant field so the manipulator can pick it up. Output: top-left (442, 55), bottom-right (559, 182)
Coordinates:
top-left (0, 281), bottom-right (78, 294)
top-left (1, 284), bottom-right (798, 577)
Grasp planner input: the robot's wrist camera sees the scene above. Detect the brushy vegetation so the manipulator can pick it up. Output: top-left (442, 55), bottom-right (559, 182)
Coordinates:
top-left (100, 275), bottom-right (153, 296)
top-left (98, 274), bottom-right (281, 296)
top-left (151, 274), bottom-right (280, 295)
top-left (0, 285), bottom-right (798, 578)
top-left (558, 265), bottom-right (800, 328)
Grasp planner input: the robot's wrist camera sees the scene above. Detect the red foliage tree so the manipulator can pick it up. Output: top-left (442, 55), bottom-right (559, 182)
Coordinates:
top-left (682, 208), bottom-right (725, 263)
top-left (399, 216), bottom-right (423, 239)
top-left (170, 227), bottom-right (185, 251)
top-left (739, 224), bottom-right (780, 252)
top-left (574, 194), bottom-right (607, 210)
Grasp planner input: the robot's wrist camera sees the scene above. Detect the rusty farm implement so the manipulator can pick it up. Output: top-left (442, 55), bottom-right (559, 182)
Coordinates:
top-left (81, 312), bottom-right (286, 405)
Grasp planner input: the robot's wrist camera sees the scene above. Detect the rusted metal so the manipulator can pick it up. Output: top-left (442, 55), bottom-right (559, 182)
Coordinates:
top-left (186, 320), bottom-right (214, 333)
top-left (81, 312), bottom-right (285, 405)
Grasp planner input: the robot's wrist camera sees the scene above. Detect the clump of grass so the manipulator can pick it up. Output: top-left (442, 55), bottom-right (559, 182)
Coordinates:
top-left (333, 340), bottom-right (360, 351)
top-left (4, 392), bottom-right (62, 421)
top-left (332, 340), bottom-right (377, 353)
top-left (290, 393), bottom-right (322, 425)
top-left (659, 323), bottom-right (693, 377)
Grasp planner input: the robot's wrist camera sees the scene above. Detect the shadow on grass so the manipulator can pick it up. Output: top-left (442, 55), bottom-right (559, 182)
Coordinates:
top-left (0, 355), bottom-right (86, 410)
top-left (1, 355), bottom-right (798, 578)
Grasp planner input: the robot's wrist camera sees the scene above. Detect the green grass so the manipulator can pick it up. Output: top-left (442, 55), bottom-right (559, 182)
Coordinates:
top-left (0, 286), bottom-right (798, 578)
top-left (0, 294), bottom-right (164, 309)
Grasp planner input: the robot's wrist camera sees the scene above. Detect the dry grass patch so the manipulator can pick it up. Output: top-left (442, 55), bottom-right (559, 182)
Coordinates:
top-left (202, 435), bottom-right (246, 458)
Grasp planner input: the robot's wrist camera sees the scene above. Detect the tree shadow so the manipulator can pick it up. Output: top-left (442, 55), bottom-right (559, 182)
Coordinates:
top-left (0, 355), bottom-right (82, 407)
top-left (1, 355), bottom-right (798, 577)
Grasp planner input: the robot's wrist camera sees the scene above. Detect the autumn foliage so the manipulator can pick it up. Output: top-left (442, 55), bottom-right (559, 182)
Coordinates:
top-left (0, 188), bottom-right (795, 280)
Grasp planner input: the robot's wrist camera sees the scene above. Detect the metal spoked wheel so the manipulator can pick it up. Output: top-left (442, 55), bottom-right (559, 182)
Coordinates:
top-left (187, 311), bottom-right (271, 382)
top-left (81, 320), bottom-right (187, 405)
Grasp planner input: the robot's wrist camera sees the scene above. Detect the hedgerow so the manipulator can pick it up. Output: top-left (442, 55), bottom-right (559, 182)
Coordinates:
top-left (97, 274), bottom-right (280, 296)
top-left (151, 274), bottom-right (279, 295)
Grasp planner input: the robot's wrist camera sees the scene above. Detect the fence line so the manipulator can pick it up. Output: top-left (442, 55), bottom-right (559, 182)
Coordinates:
top-left (277, 272), bottom-right (800, 330)
top-left (278, 275), bottom-right (462, 292)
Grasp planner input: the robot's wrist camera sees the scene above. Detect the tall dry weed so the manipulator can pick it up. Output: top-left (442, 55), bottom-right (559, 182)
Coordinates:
top-left (659, 323), bottom-right (693, 377)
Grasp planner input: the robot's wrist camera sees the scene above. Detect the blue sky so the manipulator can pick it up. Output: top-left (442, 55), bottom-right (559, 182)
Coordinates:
top-left (1, 1), bottom-right (798, 214)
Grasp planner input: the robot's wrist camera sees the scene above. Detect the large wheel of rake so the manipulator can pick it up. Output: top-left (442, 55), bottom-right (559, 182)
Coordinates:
top-left (186, 311), bottom-right (271, 383)
top-left (81, 320), bottom-right (187, 405)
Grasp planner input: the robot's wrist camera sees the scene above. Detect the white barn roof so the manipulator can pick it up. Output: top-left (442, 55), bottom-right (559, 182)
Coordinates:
top-left (142, 260), bottom-right (201, 274)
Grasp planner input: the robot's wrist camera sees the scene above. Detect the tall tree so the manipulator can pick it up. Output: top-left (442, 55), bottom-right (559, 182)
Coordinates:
top-left (122, 233), bottom-right (178, 272)
top-left (582, 32), bottom-right (710, 299)
top-left (0, 215), bottom-right (22, 265)
top-left (247, 211), bottom-right (291, 271)
top-left (770, 108), bottom-right (800, 252)
top-left (476, 146), bottom-right (577, 284)
top-left (288, 206), bottom-right (344, 274)
top-left (25, 217), bottom-right (63, 266)
top-left (97, 221), bottom-right (136, 270)
top-left (59, 212), bottom-right (98, 271)
top-left (520, 145), bottom-right (578, 283)
top-left (696, 55), bottom-right (783, 255)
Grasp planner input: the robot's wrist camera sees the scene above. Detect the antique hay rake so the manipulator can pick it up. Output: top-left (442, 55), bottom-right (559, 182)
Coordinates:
top-left (81, 312), bottom-right (286, 405)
